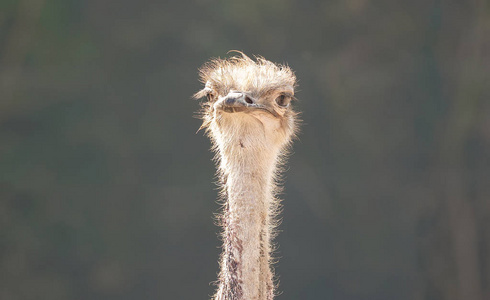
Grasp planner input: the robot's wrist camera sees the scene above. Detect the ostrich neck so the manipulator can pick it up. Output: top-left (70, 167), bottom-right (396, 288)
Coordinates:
top-left (215, 140), bottom-right (280, 300)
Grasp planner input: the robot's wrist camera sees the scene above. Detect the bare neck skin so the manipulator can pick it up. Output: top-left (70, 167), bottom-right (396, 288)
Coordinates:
top-left (212, 114), bottom-right (281, 300)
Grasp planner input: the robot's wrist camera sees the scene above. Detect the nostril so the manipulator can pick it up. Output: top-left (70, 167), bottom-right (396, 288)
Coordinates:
top-left (244, 96), bottom-right (253, 104)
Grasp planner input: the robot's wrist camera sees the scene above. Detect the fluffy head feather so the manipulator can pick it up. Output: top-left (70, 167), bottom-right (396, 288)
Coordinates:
top-left (194, 52), bottom-right (296, 99)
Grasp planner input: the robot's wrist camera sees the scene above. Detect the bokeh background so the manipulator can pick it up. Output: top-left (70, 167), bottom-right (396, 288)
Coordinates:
top-left (1, 0), bottom-right (490, 299)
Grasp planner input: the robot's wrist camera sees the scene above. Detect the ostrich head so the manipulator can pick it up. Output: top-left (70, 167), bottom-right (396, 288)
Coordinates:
top-left (195, 53), bottom-right (298, 151)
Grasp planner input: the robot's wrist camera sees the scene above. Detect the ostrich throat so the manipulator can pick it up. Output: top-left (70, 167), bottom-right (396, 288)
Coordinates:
top-left (216, 121), bottom-right (279, 300)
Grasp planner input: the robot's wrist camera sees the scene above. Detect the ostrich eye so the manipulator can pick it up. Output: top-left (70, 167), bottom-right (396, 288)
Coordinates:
top-left (275, 95), bottom-right (290, 107)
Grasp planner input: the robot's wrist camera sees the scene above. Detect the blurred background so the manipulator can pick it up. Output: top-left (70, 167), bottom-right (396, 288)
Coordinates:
top-left (1, 0), bottom-right (490, 299)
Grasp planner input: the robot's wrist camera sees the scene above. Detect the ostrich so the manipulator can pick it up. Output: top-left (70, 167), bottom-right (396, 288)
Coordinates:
top-left (195, 53), bottom-right (298, 300)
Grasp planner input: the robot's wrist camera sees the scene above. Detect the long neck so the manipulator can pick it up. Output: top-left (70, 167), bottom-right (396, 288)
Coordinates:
top-left (214, 137), bottom-right (281, 300)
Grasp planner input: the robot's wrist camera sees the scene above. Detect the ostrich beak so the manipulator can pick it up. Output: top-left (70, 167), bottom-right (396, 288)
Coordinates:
top-left (220, 92), bottom-right (252, 111)
top-left (216, 92), bottom-right (279, 117)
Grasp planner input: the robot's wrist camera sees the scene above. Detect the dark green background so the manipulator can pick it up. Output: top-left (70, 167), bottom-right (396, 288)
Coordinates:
top-left (1, 0), bottom-right (489, 299)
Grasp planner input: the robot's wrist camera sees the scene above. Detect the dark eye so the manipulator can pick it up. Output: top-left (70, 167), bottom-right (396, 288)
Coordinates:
top-left (275, 95), bottom-right (290, 107)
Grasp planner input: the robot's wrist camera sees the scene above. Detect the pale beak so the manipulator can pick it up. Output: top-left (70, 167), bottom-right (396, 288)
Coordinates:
top-left (216, 92), bottom-right (279, 117)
